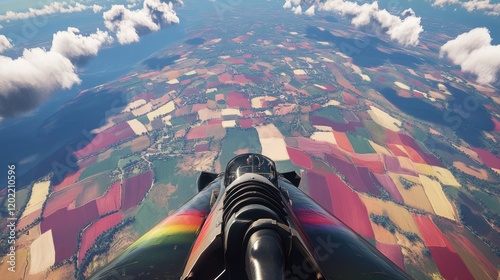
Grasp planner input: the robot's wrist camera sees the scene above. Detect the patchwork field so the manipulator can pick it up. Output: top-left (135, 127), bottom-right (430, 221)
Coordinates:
top-left (367, 106), bottom-right (402, 132)
top-left (30, 229), bottom-right (56, 274)
top-left (256, 124), bottom-right (290, 161)
top-left (21, 181), bottom-right (50, 219)
top-left (78, 212), bottom-right (122, 264)
top-left (419, 175), bottom-right (457, 221)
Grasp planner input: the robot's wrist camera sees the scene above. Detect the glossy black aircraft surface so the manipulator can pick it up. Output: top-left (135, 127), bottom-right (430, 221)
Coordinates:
top-left (91, 153), bottom-right (410, 280)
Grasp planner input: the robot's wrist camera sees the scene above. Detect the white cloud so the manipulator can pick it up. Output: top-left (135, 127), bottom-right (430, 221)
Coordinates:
top-left (432, 0), bottom-right (460, 7)
top-left (283, 0), bottom-right (292, 9)
top-left (92, 4), bottom-right (104, 13)
top-left (292, 5), bottom-right (303, 14)
top-left (0, 28), bottom-right (112, 117)
top-left (0, 35), bottom-right (12, 53)
top-left (305, 5), bottom-right (316, 16)
top-left (289, 1), bottom-right (423, 46)
top-left (51, 27), bottom-right (113, 60)
top-left (0, 48), bottom-right (80, 117)
top-left (440, 27), bottom-right (500, 84)
top-left (462, 0), bottom-right (500, 15)
top-left (0, 2), bottom-right (97, 21)
top-left (432, 0), bottom-right (500, 16)
top-left (103, 0), bottom-right (180, 45)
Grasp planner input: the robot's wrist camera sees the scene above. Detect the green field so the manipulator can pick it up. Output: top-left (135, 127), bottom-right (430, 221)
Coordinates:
top-left (288, 78), bottom-right (302, 89)
top-left (79, 147), bottom-right (133, 180)
top-left (119, 155), bottom-right (141, 169)
top-left (473, 190), bottom-right (500, 215)
top-left (346, 132), bottom-right (376, 154)
top-left (311, 106), bottom-right (344, 123)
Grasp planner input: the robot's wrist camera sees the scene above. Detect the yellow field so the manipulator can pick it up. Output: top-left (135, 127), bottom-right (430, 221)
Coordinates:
top-left (198, 108), bottom-right (222, 121)
top-left (394, 81), bottom-right (410, 90)
top-left (431, 166), bottom-right (461, 187)
top-left (360, 194), bottom-right (422, 235)
top-left (123, 99), bottom-right (146, 112)
top-left (147, 101), bottom-right (176, 121)
top-left (256, 124), bottom-right (289, 161)
top-left (310, 131), bottom-right (337, 145)
top-left (419, 175), bottom-right (457, 221)
top-left (371, 221), bottom-right (397, 244)
top-left (367, 106), bottom-right (402, 132)
top-left (369, 140), bottom-right (392, 155)
top-left (413, 163), bottom-right (436, 176)
top-left (389, 173), bottom-right (434, 213)
top-left (162, 115), bottom-right (172, 126)
top-left (221, 108), bottom-right (241, 117)
top-left (131, 103), bottom-right (153, 117)
top-left (21, 181), bottom-right (50, 219)
top-left (222, 120), bottom-right (236, 128)
top-left (127, 119), bottom-right (148, 135)
top-left (30, 229), bottom-right (56, 275)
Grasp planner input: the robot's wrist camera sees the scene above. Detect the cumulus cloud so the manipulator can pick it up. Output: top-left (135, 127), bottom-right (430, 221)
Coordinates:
top-left (432, 0), bottom-right (500, 16)
top-left (292, 5), bottom-right (303, 14)
top-left (0, 2), bottom-right (101, 21)
top-left (0, 49), bottom-right (79, 117)
top-left (284, 1), bottom-right (424, 46)
top-left (440, 27), bottom-right (500, 84)
top-left (103, 0), bottom-right (180, 45)
top-left (432, 0), bottom-right (460, 6)
top-left (51, 27), bottom-right (113, 60)
top-left (0, 35), bottom-right (12, 53)
top-left (305, 5), bottom-right (316, 16)
top-left (283, 1), bottom-right (292, 9)
top-left (0, 29), bottom-right (112, 117)
top-left (92, 4), bottom-right (104, 13)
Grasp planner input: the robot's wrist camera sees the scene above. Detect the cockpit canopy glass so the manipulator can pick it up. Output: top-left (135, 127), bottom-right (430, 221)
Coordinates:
top-left (224, 154), bottom-right (278, 186)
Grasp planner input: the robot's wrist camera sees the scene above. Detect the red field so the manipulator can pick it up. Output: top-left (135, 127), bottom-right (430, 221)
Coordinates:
top-left (332, 131), bottom-right (354, 153)
top-left (342, 91), bottom-right (358, 105)
top-left (387, 144), bottom-right (408, 157)
top-left (121, 171), bottom-right (153, 210)
top-left (324, 172), bottom-right (375, 238)
top-left (218, 73), bottom-right (232, 83)
top-left (472, 147), bottom-right (500, 169)
top-left (492, 117), bottom-right (500, 132)
top-left (195, 143), bottom-right (209, 153)
top-left (78, 212), bottom-right (122, 264)
top-left (287, 147), bottom-right (313, 169)
top-left (186, 125), bottom-right (208, 140)
top-left (53, 169), bottom-right (85, 192)
top-left (402, 145), bottom-right (426, 164)
top-left (43, 183), bottom-right (84, 218)
top-left (294, 137), bottom-right (331, 159)
top-left (326, 154), bottom-right (381, 196)
top-left (427, 247), bottom-right (475, 280)
top-left (41, 200), bottom-right (99, 263)
top-left (307, 172), bottom-right (334, 214)
top-left (413, 215), bottom-right (452, 249)
top-left (349, 153), bottom-right (385, 173)
top-left (413, 215), bottom-right (475, 279)
top-left (447, 232), bottom-right (498, 280)
top-left (310, 116), bottom-right (361, 132)
top-left (74, 123), bottom-right (136, 159)
top-left (227, 91), bottom-right (251, 109)
top-left (96, 182), bottom-right (121, 215)
top-left (372, 174), bottom-right (404, 203)
top-left (238, 118), bottom-right (253, 128)
top-left (376, 242), bottom-right (405, 271)
top-left (233, 75), bottom-right (251, 84)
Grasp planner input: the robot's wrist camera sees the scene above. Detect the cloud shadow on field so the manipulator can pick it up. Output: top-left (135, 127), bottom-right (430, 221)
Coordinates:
top-left (305, 26), bottom-right (425, 68)
top-left (143, 54), bottom-right (181, 70)
top-left (378, 85), bottom-right (494, 147)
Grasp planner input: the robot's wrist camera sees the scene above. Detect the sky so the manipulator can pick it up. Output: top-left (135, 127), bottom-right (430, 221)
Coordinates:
top-left (0, 0), bottom-right (498, 120)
